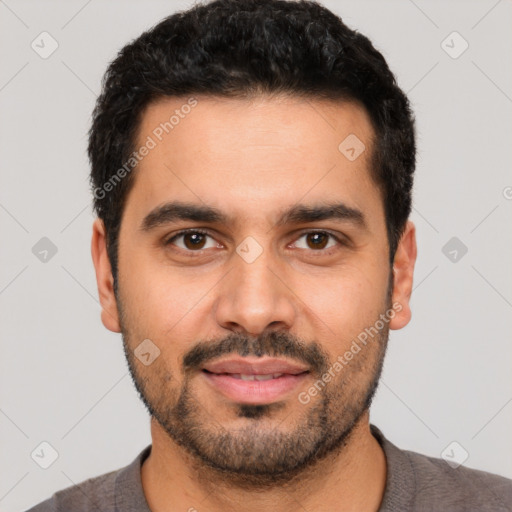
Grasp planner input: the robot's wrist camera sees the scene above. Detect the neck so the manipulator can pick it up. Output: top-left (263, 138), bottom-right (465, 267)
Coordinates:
top-left (141, 412), bottom-right (387, 512)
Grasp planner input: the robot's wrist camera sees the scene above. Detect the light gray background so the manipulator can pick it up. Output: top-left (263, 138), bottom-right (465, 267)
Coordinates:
top-left (1, 0), bottom-right (511, 510)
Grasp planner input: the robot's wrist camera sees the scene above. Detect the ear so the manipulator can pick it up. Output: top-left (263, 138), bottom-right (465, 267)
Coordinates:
top-left (91, 218), bottom-right (121, 333)
top-left (389, 220), bottom-right (417, 330)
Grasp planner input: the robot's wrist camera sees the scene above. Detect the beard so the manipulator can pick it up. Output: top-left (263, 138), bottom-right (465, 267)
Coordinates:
top-left (117, 284), bottom-right (392, 488)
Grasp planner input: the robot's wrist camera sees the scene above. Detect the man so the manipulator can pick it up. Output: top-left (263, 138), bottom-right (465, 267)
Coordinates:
top-left (27, 0), bottom-right (512, 510)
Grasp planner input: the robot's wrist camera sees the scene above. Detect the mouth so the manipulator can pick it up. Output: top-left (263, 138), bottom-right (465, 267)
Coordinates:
top-left (204, 372), bottom-right (292, 381)
top-left (201, 357), bottom-right (310, 405)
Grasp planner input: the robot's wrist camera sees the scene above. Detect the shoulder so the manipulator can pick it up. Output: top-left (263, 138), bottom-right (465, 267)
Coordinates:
top-left (25, 469), bottom-right (118, 512)
top-left (25, 444), bottom-right (152, 512)
top-left (371, 425), bottom-right (512, 511)
top-left (405, 447), bottom-right (512, 510)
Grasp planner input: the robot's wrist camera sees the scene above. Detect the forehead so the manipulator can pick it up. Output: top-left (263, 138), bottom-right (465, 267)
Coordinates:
top-left (124, 94), bottom-right (382, 230)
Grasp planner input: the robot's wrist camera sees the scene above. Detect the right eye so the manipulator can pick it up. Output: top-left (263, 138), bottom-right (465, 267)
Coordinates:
top-left (165, 229), bottom-right (222, 252)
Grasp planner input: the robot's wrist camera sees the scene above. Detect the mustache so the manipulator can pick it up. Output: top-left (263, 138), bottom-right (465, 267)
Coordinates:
top-left (183, 330), bottom-right (330, 376)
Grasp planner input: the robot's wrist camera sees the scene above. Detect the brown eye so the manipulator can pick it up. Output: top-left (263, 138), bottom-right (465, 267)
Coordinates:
top-left (305, 232), bottom-right (329, 249)
top-left (293, 231), bottom-right (340, 251)
top-left (182, 232), bottom-right (207, 250)
top-left (166, 230), bottom-right (218, 251)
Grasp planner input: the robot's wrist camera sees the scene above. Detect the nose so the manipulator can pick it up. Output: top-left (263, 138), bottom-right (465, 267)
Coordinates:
top-left (214, 247), bottom-right (297, 336)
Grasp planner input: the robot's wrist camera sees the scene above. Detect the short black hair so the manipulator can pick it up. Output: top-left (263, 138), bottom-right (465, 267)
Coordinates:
top-left (88, 0), bottom-right (415, 290)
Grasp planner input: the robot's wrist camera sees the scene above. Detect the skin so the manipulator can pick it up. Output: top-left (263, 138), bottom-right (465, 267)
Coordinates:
top-left (91, 94), bottom-right (417, 512)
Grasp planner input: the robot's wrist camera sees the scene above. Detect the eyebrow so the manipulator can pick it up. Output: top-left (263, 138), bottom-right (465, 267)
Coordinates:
top-left (140, 200), bottom-right (368, 232)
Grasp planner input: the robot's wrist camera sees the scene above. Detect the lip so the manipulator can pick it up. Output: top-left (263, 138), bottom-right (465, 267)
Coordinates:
top-left (202, 356), bottom-right (309, 376)
top-left (201, 356), bottom-right (309, 405)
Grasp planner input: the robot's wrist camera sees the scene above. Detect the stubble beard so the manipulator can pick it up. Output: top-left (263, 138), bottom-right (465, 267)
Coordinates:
top-left (117, 288), bottom-right (391, 488)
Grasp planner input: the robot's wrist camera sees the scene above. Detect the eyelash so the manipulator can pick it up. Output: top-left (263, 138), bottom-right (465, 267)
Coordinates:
top-left (164, 228), bottom-right (348, 256)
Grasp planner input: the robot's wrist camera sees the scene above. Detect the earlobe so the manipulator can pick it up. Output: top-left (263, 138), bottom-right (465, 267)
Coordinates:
top-left (389, 220), bottom-right (417, 331)
top-left (91, 218), bottom-right (121, 333)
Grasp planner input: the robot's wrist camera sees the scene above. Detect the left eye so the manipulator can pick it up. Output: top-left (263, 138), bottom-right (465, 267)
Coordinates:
top-left (292, 232), bottom-right (339, 251)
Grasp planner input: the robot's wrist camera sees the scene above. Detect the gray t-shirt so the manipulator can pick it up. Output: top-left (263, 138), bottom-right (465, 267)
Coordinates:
top-left (26, 425), bottom-right (512, 511)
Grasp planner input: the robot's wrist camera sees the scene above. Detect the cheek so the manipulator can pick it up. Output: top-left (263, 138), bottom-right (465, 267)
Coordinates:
top-left (296, 264), bottom-right (387, 336)
top-left (119, 249), bottom-right (193, 324)
top-left (119, 262), bottom-right (214, 368)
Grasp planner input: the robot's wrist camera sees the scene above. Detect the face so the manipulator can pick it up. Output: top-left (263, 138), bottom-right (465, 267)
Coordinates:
top-left (92, 94), bottom-right (416, 486)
